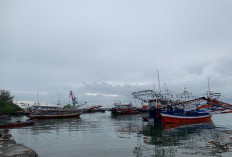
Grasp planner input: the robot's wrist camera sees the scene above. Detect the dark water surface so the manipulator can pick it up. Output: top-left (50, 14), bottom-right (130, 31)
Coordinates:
top-left (10, 112), bottom-right (232, 157)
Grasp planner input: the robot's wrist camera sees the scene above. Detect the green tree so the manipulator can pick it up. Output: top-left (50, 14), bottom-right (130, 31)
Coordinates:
top-left (0, 90), bottom-right (22, 115)
top-left (0, 90), bottom-right (14, 104)
top-left (63, 104), bottom-right (72, 109)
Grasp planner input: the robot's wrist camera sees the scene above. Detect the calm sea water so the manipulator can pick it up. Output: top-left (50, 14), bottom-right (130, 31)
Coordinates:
top-left (9, 112), bottom-right (232, 157)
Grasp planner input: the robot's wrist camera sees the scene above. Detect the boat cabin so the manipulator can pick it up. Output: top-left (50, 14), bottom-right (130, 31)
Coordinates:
top-left (33, 105), bottom-right (60, 111)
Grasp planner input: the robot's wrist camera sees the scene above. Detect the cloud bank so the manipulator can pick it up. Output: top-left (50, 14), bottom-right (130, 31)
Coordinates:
top-left (1, 0), bottom-right (232, 106)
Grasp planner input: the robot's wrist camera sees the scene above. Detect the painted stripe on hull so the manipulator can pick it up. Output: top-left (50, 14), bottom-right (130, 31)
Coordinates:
top-left (0, 121), bottom-right (34, 128)
top-left (160, 113), bottom-right (212, 124)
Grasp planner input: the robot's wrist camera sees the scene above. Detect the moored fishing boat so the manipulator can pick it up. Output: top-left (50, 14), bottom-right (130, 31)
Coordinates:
top-left (29, 111), bottom-right (81, 119)
top-left (0, 120), bottom-right (34, 128)
top-left (132, 89), bottom-right (216, 125)
top-left (29, 91), bottom-right (82, 119)
top-left (147, 108), bottom-right (212, 125)
top-left (28, 105), bottom-right (81, 119)
top-left (133, 74), bottom-right (232, 126)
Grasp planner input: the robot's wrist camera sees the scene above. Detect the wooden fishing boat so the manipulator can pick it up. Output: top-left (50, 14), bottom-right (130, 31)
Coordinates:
top-left (28, 103), bottom-right (82, 119)
top-left (0, 120), bottom-right (34, 128)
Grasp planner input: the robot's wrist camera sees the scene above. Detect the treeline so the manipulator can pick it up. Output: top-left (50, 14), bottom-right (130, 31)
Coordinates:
top-left (0, 90), bottom-right (22, 115)
top-left (63, 104), bottom-right (72, 109)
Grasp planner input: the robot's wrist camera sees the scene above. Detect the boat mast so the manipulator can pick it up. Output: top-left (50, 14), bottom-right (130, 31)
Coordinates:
top-left (182, 87), bottom-right (191, 101)
top-left (164, 83), bottom-right (171, 103)
top-left (208, 77), bottom-right (210, 92)
top-left (157, 69), bottom-right (161, 93)
top-left (206, 77), bottom-right (221, 99)
top-left (153, 82), bottom-right (156, 93)
top-left (156, 69), bottom-right (161, 108)
top-left (57, 99), bottom-right (61, 108)
top-left (36, 91), bottom-right (39, 106)
top-left (164, 82), bottom-right (167, 99)
top-left (153, 84), bottom-right (158, 108)
top-left (207, 77), bottom-right (211, 98)
top-left (153, 84), bottom-right (155, 100)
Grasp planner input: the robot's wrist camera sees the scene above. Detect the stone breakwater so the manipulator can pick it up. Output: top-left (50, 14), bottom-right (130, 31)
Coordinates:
top-left (0, 129), bottom-right (38, 157)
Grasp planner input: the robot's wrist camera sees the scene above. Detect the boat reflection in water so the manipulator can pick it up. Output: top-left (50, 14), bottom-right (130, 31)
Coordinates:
top-left (142, 121), bottom-right (214, 145)
top-left (134, 120), bottom-right (232, 157)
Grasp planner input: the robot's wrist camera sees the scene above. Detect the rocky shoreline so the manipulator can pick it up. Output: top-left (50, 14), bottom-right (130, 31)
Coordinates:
top-left (0, 129), bottom-right (38, 157)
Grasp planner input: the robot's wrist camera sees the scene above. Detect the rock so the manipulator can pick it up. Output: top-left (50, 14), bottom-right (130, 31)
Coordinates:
top-left (0, 129), bottom-right (38, 157)
top-left (0, 142), bottom-right (38, 157)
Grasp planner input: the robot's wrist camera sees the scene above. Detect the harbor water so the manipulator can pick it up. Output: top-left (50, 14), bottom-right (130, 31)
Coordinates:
top-left (10, 112), bottom-right (232, 157)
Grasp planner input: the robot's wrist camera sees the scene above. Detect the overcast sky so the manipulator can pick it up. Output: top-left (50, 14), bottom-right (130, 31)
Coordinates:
top-left (1, 0), bottom-right (232, 106)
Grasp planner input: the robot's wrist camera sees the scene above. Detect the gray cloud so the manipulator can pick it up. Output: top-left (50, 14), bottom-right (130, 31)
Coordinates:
top-left (1, 0), bottom-right (232, 106)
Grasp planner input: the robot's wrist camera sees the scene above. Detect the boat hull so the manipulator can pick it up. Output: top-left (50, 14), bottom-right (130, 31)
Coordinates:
top-left (0, 115), bottom-right (9, 119)
top-left (29, 112), bottom-right (81, 119)
top-left (160, 113), bottom-right (212, 124)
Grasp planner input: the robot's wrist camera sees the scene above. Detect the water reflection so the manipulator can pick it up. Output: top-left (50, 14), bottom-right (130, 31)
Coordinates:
top-left (31, 118), bottom-right (81, 134)
top-left (133, 121), bottom-right (232, 157)
top-left (111, 114), bottom-right (142, 136)
top-left (14, 115), bottom-right (105, 136)
top-left (142, 122), bottom-right (214, 146)
top-left (7, 113), bottom-right (232, 157)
